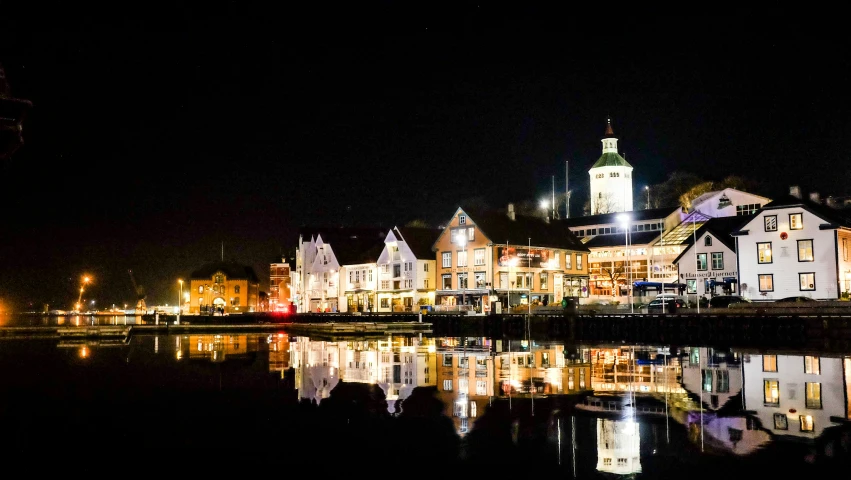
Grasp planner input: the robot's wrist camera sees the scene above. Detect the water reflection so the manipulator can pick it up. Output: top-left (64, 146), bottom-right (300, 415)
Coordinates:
top-left (2, 324), bottom-right (850, 473)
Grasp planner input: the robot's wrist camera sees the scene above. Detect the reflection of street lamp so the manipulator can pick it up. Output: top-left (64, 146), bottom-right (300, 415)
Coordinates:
top-left (177, 279), bottom-right (183, 324)
top-left (618, 214), bottom-right (633, 314)
top-left (76, 276), bottom-right (91, 312)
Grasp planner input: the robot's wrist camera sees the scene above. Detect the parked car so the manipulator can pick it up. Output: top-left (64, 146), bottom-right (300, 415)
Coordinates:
top-left (775, 296), bottom-right (817, 302)
top-left (647, 297), bottom-right (685, 313)
top-left (708, 295), bottom-right (752, 308)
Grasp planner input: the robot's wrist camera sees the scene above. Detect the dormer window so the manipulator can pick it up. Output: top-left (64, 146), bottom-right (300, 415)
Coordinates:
top-left (717, 194), bottom-right (732, 209)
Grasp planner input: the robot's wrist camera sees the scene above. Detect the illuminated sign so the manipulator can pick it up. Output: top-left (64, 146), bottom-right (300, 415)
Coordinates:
top-left (498, 246), bottom-right (558, 268)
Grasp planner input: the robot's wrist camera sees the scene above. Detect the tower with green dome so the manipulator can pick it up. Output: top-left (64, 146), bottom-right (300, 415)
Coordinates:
top-left (588, 118), bottom-right (633, 215)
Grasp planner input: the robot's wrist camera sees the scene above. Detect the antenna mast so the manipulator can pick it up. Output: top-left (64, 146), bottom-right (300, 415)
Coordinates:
top-left (565, 160), bottom-right (570, 218)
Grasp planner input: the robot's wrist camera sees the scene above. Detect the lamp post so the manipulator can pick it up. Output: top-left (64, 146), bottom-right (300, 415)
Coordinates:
top-left (618, 214), bottom-right (633, 314)
top-left (177, 279), bottom-right (183, 325)
top-left (645, 185), bottom-right (650, 209)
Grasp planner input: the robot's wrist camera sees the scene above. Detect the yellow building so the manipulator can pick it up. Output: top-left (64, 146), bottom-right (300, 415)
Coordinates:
top-left (188, 261), bottom-right (260, 314)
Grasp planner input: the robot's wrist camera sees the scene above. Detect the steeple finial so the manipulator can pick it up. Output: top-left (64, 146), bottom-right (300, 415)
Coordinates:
top-left (605, 117), bottom-right (614, 136)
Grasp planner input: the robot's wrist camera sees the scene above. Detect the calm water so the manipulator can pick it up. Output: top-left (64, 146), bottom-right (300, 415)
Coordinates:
top-left (1, 314), bottom-right (850, 475)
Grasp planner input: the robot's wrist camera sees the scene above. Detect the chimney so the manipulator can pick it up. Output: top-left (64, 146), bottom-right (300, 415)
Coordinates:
top-left (789, 185), bottom-right (801, 199)
top-left (809, 192), bottom-right (820, 204)
top-left (507, 203), bottom-right (515, 221)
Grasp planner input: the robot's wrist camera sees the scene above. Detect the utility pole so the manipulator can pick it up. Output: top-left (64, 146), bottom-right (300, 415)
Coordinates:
top-left (565, 160), bottom-right (570, 219)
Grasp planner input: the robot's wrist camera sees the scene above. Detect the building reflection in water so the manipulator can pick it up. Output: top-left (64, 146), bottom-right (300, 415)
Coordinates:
top-left (596, 418), bottom-right (641, 475)
top-left (290, 335), bottom-right (437, 413)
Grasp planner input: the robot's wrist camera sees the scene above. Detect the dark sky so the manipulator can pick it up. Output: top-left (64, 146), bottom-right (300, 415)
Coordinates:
top-left (1, 8), bottom-right (849, 311)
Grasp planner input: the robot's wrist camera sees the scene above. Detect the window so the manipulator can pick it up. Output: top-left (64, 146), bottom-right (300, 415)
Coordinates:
top-left (540, 272), bottom-right (548, 290)
top-left (800, 415), bottom-right (814, 432)
top-left (686, 279), bottom-right (697, 294)
top-left (459, 214), bottom-right (466, 225)
top-left (844, 238), bottom-right (849, 261)
top-left (764, 379), bottom-right (779, 406)
top-left (476, 380), bottom-right (487, 396)
top-left (737, 204), bottom-right (760, 215)
top-left (764, 215), bottom-right (777, 232)
top-left (382, 264), bottom-right (389, 273)
top-left (467, 227), bottom-right (475, 241)
top-left (576, 254), bottom-right (582, 270)
top-left (443, 379), bottom-right (453, 391)
top-left (704, 236), bottom-right (712, 246)
top-left (696, 253), bottom-right (707, 271)
top-left (564, 252), bottom-right (570, 269)
top-left (457, 273), bottom-right (468, 289)
top-left (198, 285), bottom-right (204, 294)
top-left (380, 280), bottom-right (389, 289)
top-left (234, 285), bottom-right (240, 294)
top-left (702, 369), bottom-right (712, 392)
top-left (797, 239), bottom-right (813, 262)
top-left (790, 213), bottom-right (803, 230)
top-left (759, 274), bottom-right (774, 292)
top-left (804, 356), bottom-right (820, 375)
top-left (805, 382), bottom-right (822, 409)
top-left (380, 298), bottom-right (389, 308)
top-left (393, 264), bottom-right (401, 277)
top-left (799, 273), bottom-right (815, 291)
top-left (474, 248), bottom-right (485, 266)
top-left (457, 250), bottom-right (468, 267)
top-left (711, 252), bottom-right (723, 270)
top-left (773, 413), bottom-right (788, 430)
top-left (442, 252), bottom-right (451, 268)
top-left (716, 370), bottom-right (729, 393)
top-left (758, 242), bottom-right (772, 263)
top-left (763, 355), bottom-right (777, 372)
top-left (442, 274), bottom-right (451, 289)
top-left (475, 272), bottom-right (485, 288)
top-left (443, 355), bottom-right (453, 366)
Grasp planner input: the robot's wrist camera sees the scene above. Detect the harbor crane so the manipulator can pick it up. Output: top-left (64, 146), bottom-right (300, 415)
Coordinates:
top-left (128, 269), bottom-right (147, 312)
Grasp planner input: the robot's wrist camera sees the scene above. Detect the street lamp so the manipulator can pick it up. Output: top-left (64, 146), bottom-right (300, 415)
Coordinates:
top-left (177, 279), bottom-right (183, 324)
top-left (618, 214), bottom-right (634, 314)
top-left (645, 185), bottom-right (650, 209)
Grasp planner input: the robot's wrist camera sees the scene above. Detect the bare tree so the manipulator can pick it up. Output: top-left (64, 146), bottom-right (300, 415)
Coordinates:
top-left (592, 192), bottom-right (620, 215)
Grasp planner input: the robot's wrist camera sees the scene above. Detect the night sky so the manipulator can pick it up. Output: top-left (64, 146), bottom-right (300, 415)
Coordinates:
top-left (2, 8), bottom-right (849, 311)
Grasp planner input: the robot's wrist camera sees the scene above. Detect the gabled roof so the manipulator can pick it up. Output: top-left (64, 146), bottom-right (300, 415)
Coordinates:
top-left (443, 206), bottom-right (589, 252)
top-left (671, 215), bottom-right (754, 264)
top-left (298, 226), bottom-right (388, 265)
top-left (759, 194), bottom-right (851, 228)
top-left (561, 206), bottom-right (681, 228)
top-left (393, 226), bottom-right (442, 259)
top-left (190, 261), bottom-right (259, 282)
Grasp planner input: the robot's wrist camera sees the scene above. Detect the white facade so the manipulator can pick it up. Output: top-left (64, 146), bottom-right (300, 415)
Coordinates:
top-left (589, 120), bottom-right (633, 215)
top-left (340, 262), bottom-right (377, 312)
top-left (294, 233), bottom-right (341, 313)
top-left (690, 188), bottom-right (770, 218)
top-left (675, 226), bottom-right (740, 298)
top-left (734, 202), bottom-right (851, 301)
top-left (375, 228), bottom-right (436, 312)
top-left (742, 354), bottom-right (849, 440)
top-left (596, 418), bottom-right (641, 475)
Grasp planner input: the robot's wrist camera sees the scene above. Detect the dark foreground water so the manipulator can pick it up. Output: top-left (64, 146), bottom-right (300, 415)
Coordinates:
top-left (1, 315), bottom-right (849, 476)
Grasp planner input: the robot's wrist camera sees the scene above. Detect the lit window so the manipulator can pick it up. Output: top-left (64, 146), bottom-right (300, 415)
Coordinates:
top-left (442, 252), bottom-right (451, 268)
top-left (457, 250), bottom-right (468, 267)
top-left (800, 415), bottom-right (814, 432)
top-left (790, 213), bottom-right (803, 230)
top-left (459, 214), bottom-right (466, 225)
top-left (687, 279), bottom-right (697, 294)
top-left (758, 242), bottom-right (772, 263)
top-left (763, 379), bottom-right (779, 406)
top-left (759, 274), bottom-right (774, 292)
top-left (799, 273), bottom-right (815, 291)
top-left (805, 382), bottom-right (822, 409)
top-left (474, 248), bottom-right (485, 266)
top-left (804, 356), bottom-right (820, 375)
top-left (763, 355), bottom-right (777, 372)
top-left (576, 254), bottom-right (582, 270)
top-left (798, 239), bottom-right (814, 262)
top-left (443, 379), bottom-right (453, 391)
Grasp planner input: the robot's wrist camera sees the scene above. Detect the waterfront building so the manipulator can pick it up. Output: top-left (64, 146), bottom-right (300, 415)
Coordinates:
top-left (269, 257), bottom-right (292, 312)
top-left (673, 215), bottom-right (753, 299)
top-left (187, 261), bottom-right (260, 314)
top-left (375, 226), bottom-right (440, 312)
top-left (433, 204), bottom-right (590, 313)
top-left (732, 188), bottom-right (851, 300)
top-left (293, 227), bottom-right (385, 313)
top-left (742, 352), bottom-right (850, 441)
top-left (689, 187), bottom-right (769, 218)
top-left (435, 337), bottom-right (495, 435)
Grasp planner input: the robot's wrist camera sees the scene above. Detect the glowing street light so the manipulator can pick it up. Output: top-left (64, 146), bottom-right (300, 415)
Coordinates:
top-left (177, 279), bottom-right (183, 325)
top-left (645, 185), bottom-right (650, 209)
top-left (617, 214), bottom-right (634, 314)
top-left (76, 275), bottom-right (91, 312)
